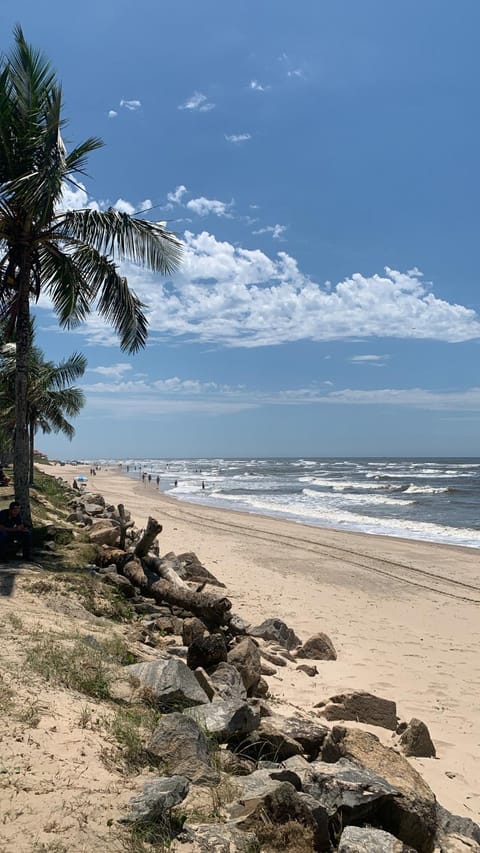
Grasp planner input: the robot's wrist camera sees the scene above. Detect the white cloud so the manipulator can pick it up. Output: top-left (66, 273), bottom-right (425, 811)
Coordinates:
top-left (178, 92), bottom-right (215, 112)
top-left (113, 198), bottom-right (136, 215)
top-left (253, 224), bottom-right (287, 240)
top-left (349, 354), bottom-right (390, 366)
top-left (108, 110), bottom-right (118, 119)
top-left (120, 99), bottom-right (142, 111)
top-left (287, 69), bottom-right (304, 79)
top-left (225, 133), bottom-right (251, 144)
top-left (89, 363), bottom-right (133, 379)
top-left (57, 181), bottom-right (100, 212)
top-left (321, 387), bottom-right (480, 410)
top-left (186, 198), bottom-right (232, 218)
top-left (138, 199), bottom-right (153, 212)
top-left (167, 185), bottom-right (188, 204)
top-left (250, 80), bottom-right (269, 92)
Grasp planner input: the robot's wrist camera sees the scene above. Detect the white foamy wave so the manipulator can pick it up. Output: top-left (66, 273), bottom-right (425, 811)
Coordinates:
top-left (404, 484), bottom-right (451, 495)
top-left (302, 488), bottom-right (414, 507)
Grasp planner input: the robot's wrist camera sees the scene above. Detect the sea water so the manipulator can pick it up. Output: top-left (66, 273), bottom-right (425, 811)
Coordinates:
top-left (113, 458), bottom-right (480, 549)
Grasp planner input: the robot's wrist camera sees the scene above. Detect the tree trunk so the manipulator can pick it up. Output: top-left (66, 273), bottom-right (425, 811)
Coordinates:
top-left (14, 256), bottom-right (32, 526)
top-left (29, 418), bottom-right (35, 485)
top-left (134, 516), bottom-right (163, 558)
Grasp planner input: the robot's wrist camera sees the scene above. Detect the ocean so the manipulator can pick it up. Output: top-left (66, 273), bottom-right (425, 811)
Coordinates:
top-left (118, 458), bottom-right (480, 550)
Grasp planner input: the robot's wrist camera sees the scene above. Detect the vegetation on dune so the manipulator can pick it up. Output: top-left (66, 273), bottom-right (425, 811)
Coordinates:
top-left (0, 26), bottom-right (183, 523)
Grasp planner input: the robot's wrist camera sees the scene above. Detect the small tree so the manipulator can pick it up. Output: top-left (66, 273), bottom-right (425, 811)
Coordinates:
top-left (0, 27), bottom-right (182, 523)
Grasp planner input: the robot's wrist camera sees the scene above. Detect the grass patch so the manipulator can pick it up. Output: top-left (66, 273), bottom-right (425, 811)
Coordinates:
top-left (249, 819), bottom-right (314, 852)
top-left (26, 572), bottom-right (136, 622)
top-left (27, 634), bottom-right (112, 699)
top-left (101, 706), bottom-right (161, 775)
top-left (120, 813), bottom-right (186, 852)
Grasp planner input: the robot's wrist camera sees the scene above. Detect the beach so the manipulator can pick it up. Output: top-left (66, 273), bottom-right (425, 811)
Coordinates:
top-left (48, 463), bottom-right (480, 823)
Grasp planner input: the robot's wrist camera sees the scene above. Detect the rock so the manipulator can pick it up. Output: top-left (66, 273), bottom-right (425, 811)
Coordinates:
top-left (215, 749), bottom-right (256, 776)
top-left (102, 572), bottom-right (136, 597)
top-left (316, 690), bottom-right (398, 730)
top-left (253, 676), bottom-right (269, 698)
top-left (209, 662), bottom-right (247, 700)
top-left (260, 661), bottom-right (278, 676)
top-left (182, 616), bottom-right (208, 646)
top-left (227, 612), bottom-right (251, 636)
top-left (173, 551), bottom-right (226, 587)
top-left (148, 713), bottom-right (220, 785)
top-left (82, 501), bottom-right (106, 516)
top-left (193, 667), bottom-right (217, 701)
top-left (260, 648), bottom-right (288, 667)
top-left (88, 524), bottom-right (120, 547)
top-left (227, 638), bottom-right (262, 695)
top-left (177, 823), bottom-right (257, 852)
top-left (296, 632), bottom-right (337, 661)
top-left (435, 803), bottom-right (480, 846)
top-left (126, 658), bottom-right (209, 710)
top-left (338, 825), bottom-right (416, 851)
top-left (228, 717), bottom-right (304, 762)
top-left (267, 713), bottom-right (329, 760)
top-left (84, 493), bottom-right (105, 508)
top-left (322, 726), bottom-right (437, 853)
top-left (187, 633), bottom-right (228, 671)
top-left (434, 834), bottom-right (480, 852)
top-left (119, 775), bottom-right (189, 823)
top-left (296, 664), bottom-right (318, 677)
top-left (232, 779), bottom-right (321, 850)
top-left (399, 718), bottom-right (436, 758)
top-left (184, 698), bottom-right (260, 742)
top-left (249, 617), bottom-right (301, 650)
top-left (152, 615), bottom-right (184, 635)
top-left (166, 645), bottom-right (189, 659)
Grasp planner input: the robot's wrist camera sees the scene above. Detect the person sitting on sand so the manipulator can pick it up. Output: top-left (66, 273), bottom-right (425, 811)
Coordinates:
top-left (0, 500), bottom-right (32, 560)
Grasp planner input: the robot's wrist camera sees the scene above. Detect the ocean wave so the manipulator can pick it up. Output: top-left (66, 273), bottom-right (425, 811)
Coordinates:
top-left (403, 484), bottom-right (453, 495)
top-left (302, 488), bottom-right (414, 507)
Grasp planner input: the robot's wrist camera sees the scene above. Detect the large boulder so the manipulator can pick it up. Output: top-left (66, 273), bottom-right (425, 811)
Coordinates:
top-left (435, 803), bottom-right (480, 848)
top-left (229, 717), bottom-right (305, 762)
top-left (182, 617), bottom-right (208, 646)
top-left (296, 632), bottom-right (337, 660)
top-left (88, 522), bottom-right (120, 547)
top-left (184, 698), bottom-right (260, 742)
top-left (338, 825), bottom-right (416, 851)
top-left (227, 638), bottom-right (262, 695)
top-left (249, 618), bottom-right (302, 650)
top-left (316, 691), bottom-right (398, 730)
top-left (209, 662), bottom-right (247, 700)
top-left (119, 775), bottom-right (189, 824)
top-left (322, 726), bottom-right (437, 853)
top-left (148, 713), bottom-right (220, 785)
top-left (126, 658), bottom-right (209, 710)
top-left (266, 713), bottom-right (329, 760)
top-left (399, 718), bottom-right (436, 758)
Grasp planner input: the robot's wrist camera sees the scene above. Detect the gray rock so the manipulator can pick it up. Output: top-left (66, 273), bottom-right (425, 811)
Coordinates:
top-left (322, 726), bottom-right (437, 853)
top-left (209, 662), bottom-right (247, 701)
top-left (193, 667), bottom-right (217, 700)
top-left (102, 572), bottom-right (136, 597)
top-left (338, 825), bottom-right (416, 851)
top-left (249, 617), bottom-right (301, 650)
top-left (260, 648), bottom-right (288, 667)
top-left (435, 803), bottom-right (480, 846)
top-left (227, 612), bottom-right (251, 636)
top-left (399, 718), bottom-right (436, 758)
top-left (82, 501), bottom-right (106, 516)
top-left (166, 645), bottom-right (189, 659)
top-left (88, 524), bottom-right (120, 547)
top-left (231, 779), bottom-right (323, 849)
top-left (228, 717), bottom-right (304, 762)
top-left (296, 663), bottom-right (318, 677)
top-left (184, 698), bottom-right (260, 742)
top-left (215, 749), bottom-right (256, 776)
top-left (126, 658), bottom-right (209, 710)
top-left (296, 632), bottom-right (337, 661)
top-left (227, 638), bottom-right (262, 695)
top-left (120, 775), bottom-right (189, 823)
top-left (316, 690), bottom-right (398, 730)
top-left (151, 615), bottom-right (184, 635)
top-left (266, 713), bottom-right (329, 760)
top-left (148, 713), bottom-right (220, 785)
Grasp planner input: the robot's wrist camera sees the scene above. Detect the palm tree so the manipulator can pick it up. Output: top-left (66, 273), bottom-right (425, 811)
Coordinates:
top-left (0, 339), bottom-right (86, 483)
top-left (0, 27), bottom-right (182, 523)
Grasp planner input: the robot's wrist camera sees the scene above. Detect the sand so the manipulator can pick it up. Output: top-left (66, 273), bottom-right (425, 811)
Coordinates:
top-left (46, 461), bottom-right (480, 825)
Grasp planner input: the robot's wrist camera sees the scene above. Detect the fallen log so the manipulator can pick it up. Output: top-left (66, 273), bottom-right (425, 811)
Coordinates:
top-left (150, 579), bottom-right (231, 629)
top-left (134, 516), bottom-right (163, 559)
top-left (142, 553), bottom-right (189, 589)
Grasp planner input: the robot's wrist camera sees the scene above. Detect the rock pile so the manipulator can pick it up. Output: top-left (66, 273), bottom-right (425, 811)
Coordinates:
top-left (59, 486), bottom-right (479, 852)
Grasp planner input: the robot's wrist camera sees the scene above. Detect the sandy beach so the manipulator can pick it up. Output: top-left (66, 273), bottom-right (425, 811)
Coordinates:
top-left (46, 463), bottom-right (480, 823)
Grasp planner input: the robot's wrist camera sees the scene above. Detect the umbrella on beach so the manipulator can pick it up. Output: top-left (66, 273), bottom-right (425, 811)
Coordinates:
top-left (76, 475), bottom-right (88, 482)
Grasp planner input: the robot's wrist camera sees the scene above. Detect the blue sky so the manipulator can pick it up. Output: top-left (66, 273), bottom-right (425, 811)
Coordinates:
top-left (2, 0), bottom-right (480, 458)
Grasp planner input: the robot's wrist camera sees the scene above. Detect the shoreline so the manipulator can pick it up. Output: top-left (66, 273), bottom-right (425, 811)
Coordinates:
top-left (43, 463), bottom-right (480, 822)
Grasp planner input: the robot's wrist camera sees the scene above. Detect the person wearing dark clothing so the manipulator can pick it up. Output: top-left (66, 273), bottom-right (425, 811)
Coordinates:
top-left (0, 501), bottom-right (32, 560)
top-left (0, 467), bottom-right (11, 486)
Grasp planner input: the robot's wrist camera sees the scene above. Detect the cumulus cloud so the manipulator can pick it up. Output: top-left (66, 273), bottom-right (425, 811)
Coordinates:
top-left (36, 224), bottom-right (480, 350)
top-left (108, 110), bottom-right (118, 119)
top-left (186, 198), bottom-right (232, 218)
top-left (57, 181), bottom-right (100, 212)
top-left (225, 133), bottom-right (251, 144)
top-left (253, 224), bottom-right (287, 240)
top-left (113, 198), bottom-right (136, 215)
top-left (167, 185), bottom-right (188, 204)
top-left (178, 92), bottom-right (215, 112)
top-left (120, 99), bottom-right (142, 110)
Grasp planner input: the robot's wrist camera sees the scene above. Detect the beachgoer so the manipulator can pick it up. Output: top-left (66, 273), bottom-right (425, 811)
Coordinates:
top-left (202, 480), bottom-right (205, 490)
top-left (0, 501), bottom-right (32, 560)
top-left (73, 479), bottom-right (79, 490)
top-left (156, 475), bottom-right (160, 486)
top-left (174, 479), bottom-right (178, 487)
top-left (148, 474), bottom-right (151, 483)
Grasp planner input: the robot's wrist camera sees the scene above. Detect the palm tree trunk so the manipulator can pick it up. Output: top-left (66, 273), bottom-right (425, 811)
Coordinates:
top-left (14, 255), bottom-right (32, 526)
top-left (29, 418), bottom-right (35, 485)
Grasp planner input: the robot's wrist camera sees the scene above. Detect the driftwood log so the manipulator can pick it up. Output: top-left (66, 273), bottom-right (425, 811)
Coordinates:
top-left (134, 517), bottom-right (163, 559)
